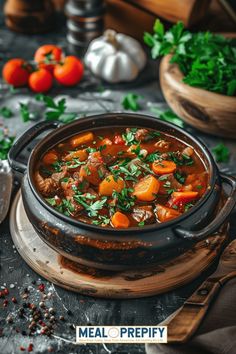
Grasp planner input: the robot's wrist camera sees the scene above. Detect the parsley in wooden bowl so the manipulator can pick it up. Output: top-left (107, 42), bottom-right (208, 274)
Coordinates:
top-left (144, 20), bottom-right (236, 139)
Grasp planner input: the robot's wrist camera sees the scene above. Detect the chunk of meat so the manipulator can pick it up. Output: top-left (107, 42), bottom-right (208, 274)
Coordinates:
top-left (73, 174), bottom-right (90, 192)
top-left (61, 177), bottom-right (77, 197)
top-left (154, 140), bottom-right (170, 151)
top-left (51, 166), bottom-right (68, 183)
top-left (155, 204), bottom-right (181, 222)
top-left (35, 171), bottom-right (58, 197)
top-left (158, 174), bottom-right (182, 194)
top-left (134, 129), bottom-right (149, 142)
top-left (132, 205), bottom-right (155, 224)
top-left (79, 151), bottom-right (109, 185)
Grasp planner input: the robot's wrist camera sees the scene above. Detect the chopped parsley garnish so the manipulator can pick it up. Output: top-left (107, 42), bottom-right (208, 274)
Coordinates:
top-left (60, 177), bottom-right (69, 182)
top-left (47, 197), bottom-right (75, 216)
top-left (159, 175), bottom-right (168, 181)
top-left (174, 172), bottom-right (186, 184)
top-left (98, 168), bottom-right (105, 179)
top-left (46, 197), bottom-right (57, 206)
top-left (112, 188), bottom-right (136, 212)
top-left (167, 188), bottom-right (175, 195)
top-left (84, 166), bottom-right (91, 175)
top-left (122, 128), bottom-right (138, 145)
top-left (138, 221), bottom-right (145, 227)
top-left (131, 144), bottom-right (141, 156)
top-left (145, 152), bottom-right (161, 162)
top-left (86, 147), bottom-right (97, 153)
top-left (52, 161), bottom-right (62, 172)
top-left (119, 164), bottom-right (142, 181)
top-left (169, 152), bottom-right (194, 166)
top-left (98, 144), bottom-right (107, 152)
top-left (184, 202), bottom-right (194, 212)
top-left (73, 193), bottom-right (107, 217)
top-left (66, 159), bottom-right (86, 169)
top-left (92, 215), bottom-right (110, 226)
top-left (163, 181), bottom-right (171, 188)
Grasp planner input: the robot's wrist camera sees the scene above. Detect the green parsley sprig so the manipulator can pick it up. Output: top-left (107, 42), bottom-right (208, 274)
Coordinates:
top-left (144, 20), bottom-right (236, 96)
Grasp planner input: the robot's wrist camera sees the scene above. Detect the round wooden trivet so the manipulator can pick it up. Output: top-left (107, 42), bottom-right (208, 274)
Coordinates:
top-left (10, 191), bottom-right (229, 299)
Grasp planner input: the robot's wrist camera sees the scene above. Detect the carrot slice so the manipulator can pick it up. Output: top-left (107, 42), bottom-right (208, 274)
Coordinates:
top-left (64, 149), bottom-right (88, 162)
top-left (99, 175), bottom-right (125, 196)
top-left (172, 191), bottom-right (198, 204)
top-left (152, 160), bottom-right (176, 175)
top-left (43, 151), bottom-right (58, 165)
top-left (156, 204), bottom-right (181, 222)
top-left (70, 132), bottom-right (94, 148)
top-left (111, 211), bottom-right (130, 228)
top-left (133, 175), bottom-right (160, 201)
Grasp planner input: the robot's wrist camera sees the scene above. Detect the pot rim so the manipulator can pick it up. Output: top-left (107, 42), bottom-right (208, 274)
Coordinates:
top-left (27, 113), bottom-right (218, 234)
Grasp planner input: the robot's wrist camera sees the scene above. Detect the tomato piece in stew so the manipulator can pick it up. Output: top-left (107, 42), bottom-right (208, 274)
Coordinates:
top-left (35, 127), bottom-right (209, 228)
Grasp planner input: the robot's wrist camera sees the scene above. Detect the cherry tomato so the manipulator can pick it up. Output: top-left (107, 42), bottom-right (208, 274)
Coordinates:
top-left (28, 68), bottom-right (53, 93)
top-left (34, 44), bottom-right (63, 72)
top-left (2, 58), bottom-right (31, 87)
top-left (54, 56), bottom-right (84, 86)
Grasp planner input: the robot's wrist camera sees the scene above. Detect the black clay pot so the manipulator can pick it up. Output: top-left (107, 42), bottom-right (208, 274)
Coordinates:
top-left (8, 114), bottom-right (236, 270)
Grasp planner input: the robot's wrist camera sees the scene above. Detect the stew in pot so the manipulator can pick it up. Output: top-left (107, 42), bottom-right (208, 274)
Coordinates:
top-left (35, 127), bottom-right (209, 228)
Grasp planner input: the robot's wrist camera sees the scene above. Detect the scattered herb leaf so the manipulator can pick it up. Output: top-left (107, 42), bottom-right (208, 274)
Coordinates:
top-left (150, 107), bottom-right (184, 127)
top-left (0, 129), bottom-right (15, 160)
top-left (212, 143), bottom-right (230, 162)
top-left (0, 107), bottom-right (13, 118)
top-left (121, 93), bottom-right (143, 111)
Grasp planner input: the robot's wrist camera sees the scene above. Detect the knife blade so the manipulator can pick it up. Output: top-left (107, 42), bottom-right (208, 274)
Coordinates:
top-left (163, 238), bottom-right (236, 343)
top-left (0, 160), bottom-right (13, 224)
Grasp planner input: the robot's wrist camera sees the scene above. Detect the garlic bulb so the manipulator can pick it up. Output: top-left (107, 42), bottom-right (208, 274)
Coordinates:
top-left (84, 29), bottom-right (147, 83)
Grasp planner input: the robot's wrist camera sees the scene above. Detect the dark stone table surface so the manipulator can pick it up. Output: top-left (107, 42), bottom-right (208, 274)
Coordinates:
top-left (0, 5), bottom-right (236, 354)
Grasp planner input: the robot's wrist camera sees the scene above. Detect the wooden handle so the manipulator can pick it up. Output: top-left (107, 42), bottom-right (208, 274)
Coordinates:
top-left (167, 272), bottom-right (236, 343)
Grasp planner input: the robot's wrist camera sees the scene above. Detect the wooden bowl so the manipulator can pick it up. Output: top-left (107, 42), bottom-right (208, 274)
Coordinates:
top-left (160, 54), bottom-right (236, 139)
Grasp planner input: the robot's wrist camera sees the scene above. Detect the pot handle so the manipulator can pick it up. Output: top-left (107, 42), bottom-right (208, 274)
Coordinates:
top-left (8, 120), bottom-right (62, 175)
top-left (174, 173), bottom-right (236, 241)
